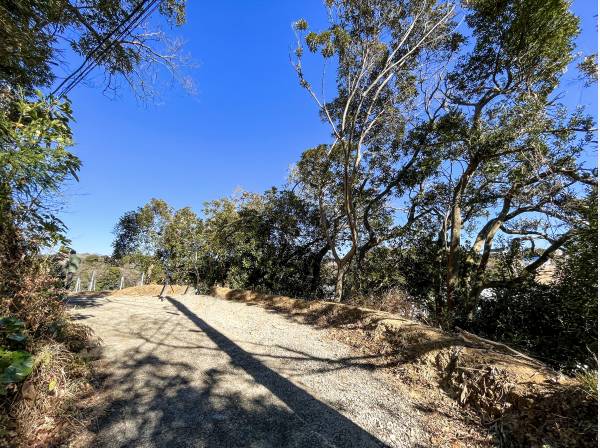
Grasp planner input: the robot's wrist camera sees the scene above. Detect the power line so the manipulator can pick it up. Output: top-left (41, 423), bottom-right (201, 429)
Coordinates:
top-left (52, 0), bottom-right (160, 98)
top-left (58, 0), bottom-right (160, 97)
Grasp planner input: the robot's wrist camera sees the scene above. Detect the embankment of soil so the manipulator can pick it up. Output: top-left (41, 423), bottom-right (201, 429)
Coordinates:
top-left (210, 286), bottom-right (597, 447)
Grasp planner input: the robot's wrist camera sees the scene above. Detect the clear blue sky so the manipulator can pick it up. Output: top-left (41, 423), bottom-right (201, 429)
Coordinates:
top-left (59, 0), bottom-right (598, 255)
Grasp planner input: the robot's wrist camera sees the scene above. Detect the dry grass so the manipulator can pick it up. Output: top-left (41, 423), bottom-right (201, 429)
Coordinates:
top-left (12, 343), bottom-right (93, 447)
top-left (211, 286), bottom-right (598, 447)
top-left (576, 369), bottom-right (598, 401)
top-left (345, 287), bottom-right (429, 321)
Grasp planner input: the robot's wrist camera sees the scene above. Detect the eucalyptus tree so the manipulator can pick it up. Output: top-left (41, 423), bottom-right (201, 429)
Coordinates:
top-left (471, 187), bottom-right (598, 370)
top-left (292, 0), bottom-right (455, 300)
top-left (432, 0), bottom-right (597, 319)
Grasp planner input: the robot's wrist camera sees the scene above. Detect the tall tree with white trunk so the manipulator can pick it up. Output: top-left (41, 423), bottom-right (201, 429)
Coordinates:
top-left (292, 0), bottom-right (455, 301)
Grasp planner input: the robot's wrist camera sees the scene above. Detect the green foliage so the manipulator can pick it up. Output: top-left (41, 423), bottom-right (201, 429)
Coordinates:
top-left (0, 0), bottom-right (188, 93)
top-left (0, 91), bottom-right (79, 249)
top-left (292, 0), bottom-right (457, 300)
top-left (469, 190), bottom-right (597, 371)
top-left (112, 211), bottom-right (144, 259)
top-left (95, 267), bottom-right (122, 291)
top-left (162, 207), bottom-right (202, 285)
top-left (0, 318), bottom-right (28, 345)
top-left (293, 19), bottom-right (308, 31)
top-left (100, 0), bottom-right (597, 377)
top-left (0, 317), bottom-right (32, 394)
top-left (424, 0), bottom-right (595, 320)
top-left (471, 279), bottom-right (596, 371)
top-left (0, 91), bottom-right (79, 297)
top-left (578, 54), bottom-right (598, 86)
top-left (453, 0), bottom-right (579, 96)
top-left (0, 0), bottom-right (189, 443)
top-left (197, 188), bottom-right (327, 297)
top-left (288, 0), bottom-right (597, 369)
top-left (576, 369), bottom-right (598, 401)
top-left (0, 0), bottom-right (62, 91)
top-left (0, 349), bottom-right (32, 394)
top-left (112, 189), bottom-right (328, 297)
top-left (112, 198), bottom-right (174, 282)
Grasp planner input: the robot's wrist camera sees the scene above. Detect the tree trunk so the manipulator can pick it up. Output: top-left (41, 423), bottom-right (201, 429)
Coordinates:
top-left (159, 269), bottom-right (170, 298)
top-left (446, 201), bottom-right (462, 312)
top-left (434, 217), bottom-right (448, 320)
top-left (333, 262), bottom-right (347, 302)
top-left (445, 159), bottom-right (478, 315)
top-left (194, 268), bottom-right (200, 294)
top-left (147, 264), bottom-right (154, 283)
top-left (309, 245), bottom-right (329, 295)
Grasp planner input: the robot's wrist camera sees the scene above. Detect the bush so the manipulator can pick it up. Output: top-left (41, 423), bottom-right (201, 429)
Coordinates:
top-left (469, 279), bottom-right (597, 371)
top-left (95, 267), bottom-right (122, 291)
top-left (576, 369), bottom-right (598, 401)
top-left (468, 194), bottom-right (597, 372)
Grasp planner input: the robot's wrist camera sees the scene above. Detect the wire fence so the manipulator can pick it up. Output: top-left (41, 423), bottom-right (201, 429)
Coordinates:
top-left (70, 271), bottom-right (145, 293)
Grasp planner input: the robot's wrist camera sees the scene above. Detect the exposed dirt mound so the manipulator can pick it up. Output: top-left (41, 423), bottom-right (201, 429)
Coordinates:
top-left (110, 284), bottom-right (188, 297)
top-left (210, 286), bottom-right (597, 447)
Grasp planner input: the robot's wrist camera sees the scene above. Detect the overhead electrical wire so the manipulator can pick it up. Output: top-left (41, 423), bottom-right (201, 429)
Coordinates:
top-left (52, 0), bottom-right (161, 98)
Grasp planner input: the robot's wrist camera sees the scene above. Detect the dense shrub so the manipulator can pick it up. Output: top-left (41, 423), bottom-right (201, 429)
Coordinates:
top-left (95, 267), bottom-right (122, 291)
top-left (470, 282), bottom-right (590, 370)
top-left (469, 194), bottom-right (598, 371)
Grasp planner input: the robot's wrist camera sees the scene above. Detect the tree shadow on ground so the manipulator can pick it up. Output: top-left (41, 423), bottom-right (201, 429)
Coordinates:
top-left (65, 295), bottom-right (114, 308)
top-left (87, 296), bottom-right (399, 447)
top-left (92, 351), bottom-right (338, 447)
top-left (218, 290), bottom-right (545, 372)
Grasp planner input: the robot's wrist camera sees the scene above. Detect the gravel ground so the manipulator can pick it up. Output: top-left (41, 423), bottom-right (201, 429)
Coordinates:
top-left (69, 294), bottom-right (430, 447)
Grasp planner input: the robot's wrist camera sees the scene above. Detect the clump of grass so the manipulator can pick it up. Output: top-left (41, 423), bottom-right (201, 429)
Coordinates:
top-left (576, 369), bottom-right (598, 401)
top-left (13, 343), bottom-right (91, 445)
top-left (346, 287), bottom-right (430, 322)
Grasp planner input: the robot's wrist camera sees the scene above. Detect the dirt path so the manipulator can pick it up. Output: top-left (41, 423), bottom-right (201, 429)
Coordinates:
top-left (69, 294), bottom-right (431, 447)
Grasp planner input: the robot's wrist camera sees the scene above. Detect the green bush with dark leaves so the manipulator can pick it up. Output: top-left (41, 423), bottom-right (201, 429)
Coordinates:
top-left (0, 318), bottom-right (32, 394)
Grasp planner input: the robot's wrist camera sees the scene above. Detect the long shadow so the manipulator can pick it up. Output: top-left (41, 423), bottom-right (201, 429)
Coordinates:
top-left (165, 296), bottom-right (389, 448)
top-left (65, 295), bottom-right (114, 309)
top-left (91, 320), bottom-right (342, 448)
top-left (93, 351), bottom-right (340, 447)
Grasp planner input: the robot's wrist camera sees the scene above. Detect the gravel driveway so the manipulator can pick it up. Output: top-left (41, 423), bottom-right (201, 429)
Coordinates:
top-left (69, 294), bottom-right (429, 447)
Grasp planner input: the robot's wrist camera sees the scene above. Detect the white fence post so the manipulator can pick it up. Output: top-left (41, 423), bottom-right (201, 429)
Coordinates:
top-left (119, 276), bottom-right (124, 290)
top-left (88, 271), bottom-right (96, 292)
top-left (140, 273), bottom-right (145, 286)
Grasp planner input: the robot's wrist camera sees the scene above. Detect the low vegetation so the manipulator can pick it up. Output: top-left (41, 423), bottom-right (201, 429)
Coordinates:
top-left (0, 257), bottom-right (97, 446)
